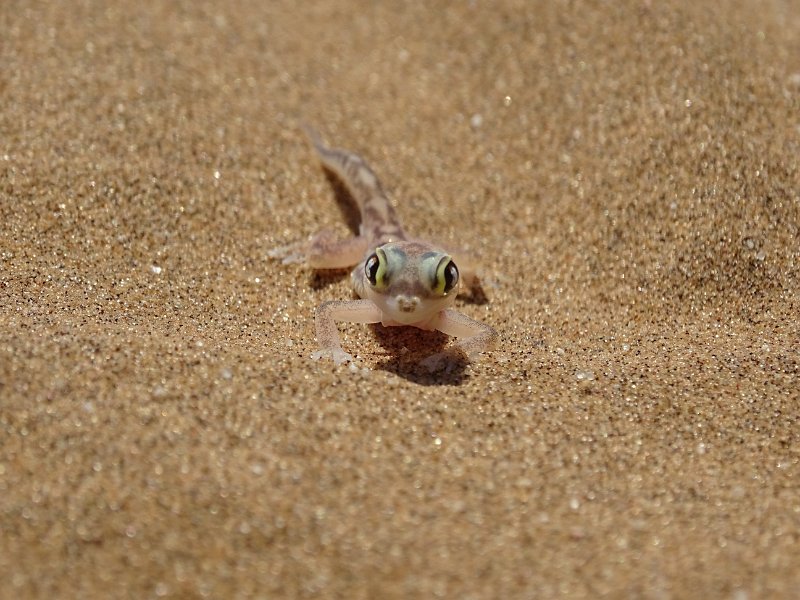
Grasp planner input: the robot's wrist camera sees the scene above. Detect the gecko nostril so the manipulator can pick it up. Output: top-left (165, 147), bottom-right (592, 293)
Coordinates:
top-left (396, 296), bottom-right (419, 313)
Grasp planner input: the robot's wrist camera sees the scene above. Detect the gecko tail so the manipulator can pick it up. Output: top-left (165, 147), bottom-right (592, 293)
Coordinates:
top-left (299, 122), bottom-right (326, 152)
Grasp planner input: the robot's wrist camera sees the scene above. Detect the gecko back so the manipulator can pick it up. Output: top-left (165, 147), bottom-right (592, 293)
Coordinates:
top-left (303, 126), bottom-right (407, 246)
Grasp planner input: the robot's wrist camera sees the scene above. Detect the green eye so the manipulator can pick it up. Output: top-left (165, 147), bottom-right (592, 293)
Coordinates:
top-left (434, 256), bottom-right (459, 295)
top-left (364, 248), bottom-right (388, 288)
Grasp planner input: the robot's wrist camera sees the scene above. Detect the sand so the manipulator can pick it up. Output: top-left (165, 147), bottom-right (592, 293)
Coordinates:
top-left (2, 0), bottom-right (799, 597)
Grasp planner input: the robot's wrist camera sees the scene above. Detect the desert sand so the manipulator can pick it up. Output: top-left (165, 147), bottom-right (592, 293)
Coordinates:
top-left (2, 0), bottom-right (799, 597)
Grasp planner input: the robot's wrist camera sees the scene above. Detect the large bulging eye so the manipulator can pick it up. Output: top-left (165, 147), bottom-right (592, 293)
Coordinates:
top-left (443, 260), bottom-right (459, 294)
top-left (365, 253), bottom-right (380, 285)
top-left (434, 256), bottom-right (459, 295)
top-left (364, 248), bottom-right (388, 288)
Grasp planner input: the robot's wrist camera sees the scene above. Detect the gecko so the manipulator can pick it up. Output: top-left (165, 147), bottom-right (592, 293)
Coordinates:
top-left (269, 127), bottom-right (497, 370)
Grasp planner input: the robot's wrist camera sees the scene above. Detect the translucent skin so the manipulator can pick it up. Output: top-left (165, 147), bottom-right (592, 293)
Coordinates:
top-left (270, 127), bottom-right (497, 369)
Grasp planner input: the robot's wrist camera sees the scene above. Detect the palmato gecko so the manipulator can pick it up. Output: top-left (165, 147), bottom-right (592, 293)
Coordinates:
top-left (270, 128), bottom-right (496, 369)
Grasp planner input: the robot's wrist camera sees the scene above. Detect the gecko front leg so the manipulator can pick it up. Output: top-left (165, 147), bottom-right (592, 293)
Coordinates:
top-left (420, 308), bottom-right (498, 371)
top-left (311, 299), bottom-right (383, 365)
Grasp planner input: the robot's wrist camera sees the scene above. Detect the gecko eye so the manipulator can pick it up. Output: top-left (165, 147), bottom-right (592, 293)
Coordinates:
top-left (434, 256), bottom-right (459, 295)
top-left (365, 254), bottom-right (380, 284)
top-left (364, 249), bottom-right (388, 288)
top-left (443, 260), bottom-right (459, 293)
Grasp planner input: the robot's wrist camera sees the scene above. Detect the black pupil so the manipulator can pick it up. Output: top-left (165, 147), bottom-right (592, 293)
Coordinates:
top-left (365, 255), bottom-right (380, 283)
top-left (444, 261), bottom-right (458, 292)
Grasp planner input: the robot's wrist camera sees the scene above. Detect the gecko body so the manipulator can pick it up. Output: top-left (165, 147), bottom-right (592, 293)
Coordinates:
top-left (270, 128), bottom-right (496, 369)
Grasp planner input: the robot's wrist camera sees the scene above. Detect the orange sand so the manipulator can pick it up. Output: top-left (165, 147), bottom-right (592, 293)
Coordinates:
top-left (2, 1), bottom-right (799, 597)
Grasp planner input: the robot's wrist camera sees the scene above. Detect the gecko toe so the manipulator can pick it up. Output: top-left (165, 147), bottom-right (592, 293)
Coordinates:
top-left (311, 348), bottom-right (356, 366)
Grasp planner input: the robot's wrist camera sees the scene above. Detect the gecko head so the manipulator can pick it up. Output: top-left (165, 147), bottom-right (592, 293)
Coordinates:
top-left (363, 242), bottom-right (459, 324)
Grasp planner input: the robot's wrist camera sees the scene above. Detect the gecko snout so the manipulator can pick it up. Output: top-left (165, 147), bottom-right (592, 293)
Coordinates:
top-left (395, 295), bottom-right (420, 313)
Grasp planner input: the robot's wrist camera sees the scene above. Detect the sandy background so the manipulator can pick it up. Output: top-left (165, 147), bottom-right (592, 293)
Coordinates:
top-left (2, 0), bottom-right (799, 598)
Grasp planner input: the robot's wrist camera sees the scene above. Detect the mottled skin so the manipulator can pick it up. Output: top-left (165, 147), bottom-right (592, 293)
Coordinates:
top-left (270, 128), bottom-right (497, 369)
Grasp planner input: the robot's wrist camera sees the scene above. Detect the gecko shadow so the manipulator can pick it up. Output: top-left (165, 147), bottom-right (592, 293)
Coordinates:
top-left (369, 324), bottom-right (470, 386)
top-left (323, 168), bottom-right (362, 235)
top-left (308, 268), bottom-right (350, 291)
top-left (302, 168), bottom-right (360, 292)
top-left (457, 280), bottom-right (490, 306)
